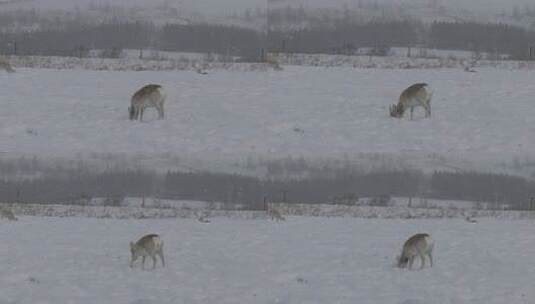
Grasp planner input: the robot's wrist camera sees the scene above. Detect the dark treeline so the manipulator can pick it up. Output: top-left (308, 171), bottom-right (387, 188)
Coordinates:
top-left (429, 22), bottom-right (535, 60)
top-left (2, 17), bottom-right (535, 61)
top-left (0, 9), bottom-right (42, 28)
top-left (0, 22), bottom-right (155, 57)
top-left (0, 21), bottom-right (266, 61)
top-left (162, 170), bottom-right (423, 209)
top-left (431, 171), bottom-right (535, 208)
top-left (160, 24), bottom-right (266, 61)
top-left (268, 21), bottom-right (418, 54)
top-left (268, 20), bottom-right (535, 60)
top-left (0, 170), bottom-right (159, 205)
top-left (1, 168), bottom-right (533, 210)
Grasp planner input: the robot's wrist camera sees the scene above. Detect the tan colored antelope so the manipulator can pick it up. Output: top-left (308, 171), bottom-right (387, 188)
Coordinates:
top-left (130, 234), bottom-right (165, 269)
top-left (397, 233), bottom-right (434, 270)
top-left (197, 211), bottom-right (211, 223)
top-left (268, 207), bottom-right (286, 222)
top-left (129, 84), bottom-right (166, 121)
top-left (0, 57), bottom-right (15, 73)
top-left (465, 215), bottom-right (477, 223)
top-left (390, 83), bottom-right (432, 120)
top-left (0, 206), bottom-right (17, 221)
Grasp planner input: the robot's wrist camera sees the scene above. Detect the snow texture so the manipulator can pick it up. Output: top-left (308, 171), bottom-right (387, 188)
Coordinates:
top-left (271, 52), bottom-right (535, 69)
top-left (8, 56), bottom-right (273, 72)
top-left (5, 201), bottom-right (535, 220)
top-left (1, 65), bottom-right (534, 175)
top-left (6, 203), bottom-right (267, 220)
top-left (1, 216), bottom-right (535, 304)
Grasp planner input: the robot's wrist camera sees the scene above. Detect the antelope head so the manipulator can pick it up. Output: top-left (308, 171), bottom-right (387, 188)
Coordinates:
top-left (389, 104), bottom-right (403, 118)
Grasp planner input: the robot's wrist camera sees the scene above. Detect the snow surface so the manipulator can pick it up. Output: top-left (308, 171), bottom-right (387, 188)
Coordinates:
top-left (271, 52), bottom-right (532, 69)
top-left (8, 201), bottom-right (535, 220)
top-left (2, 216), bottom-right (535, 304)
top-left (7, 203), bottom-right (268, 219)
top-left (0, 67), bottom-right (535, 176)
top-left (1, 66), bottom-right (534, 175)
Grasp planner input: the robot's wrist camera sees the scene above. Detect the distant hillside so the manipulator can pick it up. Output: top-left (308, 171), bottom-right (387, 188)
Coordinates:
top-left (268, 0), bottom-right (535, 31)
top-left (0, 0), bottom-right (266, 32)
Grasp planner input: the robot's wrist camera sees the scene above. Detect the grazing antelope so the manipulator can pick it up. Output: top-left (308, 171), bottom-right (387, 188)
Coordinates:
top-left (197, 211), bottom-right (211, 223)
top-left (268, 207), bottom-right (286, 222)
top-left (0, 57), bottom-right (15, 73)
top-left (0, 206), bottom-right (17, 221)
top-left (198, 215), bottom-right (211, 223)
top-left (464, 66), bottom-right (477, 73)
top-left (130, 234), bottom-right (165, 269)
top-left (465, 215), bottom-right (477, 223)
top-left (390, 83), bottom-right (432, 120)
top-left (397, 233), bottom-right (434, 270)
top-left (196, 67), bottom-right (209, 75)
top-left (129, 84), bottom-right (166, 121)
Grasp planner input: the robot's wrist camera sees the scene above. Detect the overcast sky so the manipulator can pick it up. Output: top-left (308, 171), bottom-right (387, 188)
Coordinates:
top-left (269, 0), bottom-right (534, 14)
top-left (2, 0), bottom-right (533, 16)
top-left (1, 0), bottom-right (265, 15)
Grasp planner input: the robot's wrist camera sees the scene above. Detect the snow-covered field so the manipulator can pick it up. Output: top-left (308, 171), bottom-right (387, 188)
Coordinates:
top-left (1, 66), bottom-right (534, 175)
top-left (8, 201), bottom-right (535, 220)
top-left (2, 216), bottom-right (535, 304)
top-left (271, 52), bottom-right (535, 69)
top-left (7, 56), bottom-right (271, 72)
